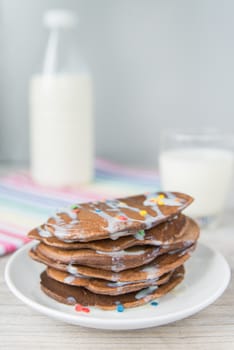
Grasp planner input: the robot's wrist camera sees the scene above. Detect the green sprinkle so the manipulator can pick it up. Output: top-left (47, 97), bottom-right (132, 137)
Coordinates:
top-left (138, 230), bottom-right (145, 236)
top-left (71, 204), bottom-right (78, 209)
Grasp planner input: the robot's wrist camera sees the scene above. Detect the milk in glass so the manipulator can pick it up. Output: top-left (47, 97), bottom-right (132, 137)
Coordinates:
top-left (160, 148), bottom-right (234, 219)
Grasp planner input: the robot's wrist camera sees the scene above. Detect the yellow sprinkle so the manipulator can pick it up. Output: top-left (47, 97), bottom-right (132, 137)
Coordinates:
top-left (158, 194), bottom-right (165, 199)
top-left (139, 210), bottom-right (147, 216)
top-left (157, 200), bottom-right (164, 205)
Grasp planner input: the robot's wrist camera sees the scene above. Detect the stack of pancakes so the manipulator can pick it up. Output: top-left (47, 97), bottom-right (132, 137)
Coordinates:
top-left (28, 191), bottom-right (199, 310)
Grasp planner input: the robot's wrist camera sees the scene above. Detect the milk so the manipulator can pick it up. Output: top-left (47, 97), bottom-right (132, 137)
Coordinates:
top-left (30, 74), bottom-right (93, 186)
top-left (159, 148), bottom-right (234, 218)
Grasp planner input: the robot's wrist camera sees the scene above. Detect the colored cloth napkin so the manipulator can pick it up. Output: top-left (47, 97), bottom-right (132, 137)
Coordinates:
top-left (0, 158), bottom-right (159, 256)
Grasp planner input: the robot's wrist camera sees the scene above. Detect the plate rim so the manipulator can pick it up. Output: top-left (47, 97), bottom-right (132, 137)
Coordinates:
top-left (4, 241), bottom-right (231, 329)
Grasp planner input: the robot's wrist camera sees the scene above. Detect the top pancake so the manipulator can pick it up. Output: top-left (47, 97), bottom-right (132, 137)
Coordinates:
top-left (27, 191), bottom-right (193, 242)
top-left (28, 215), bottom-right (199, 252)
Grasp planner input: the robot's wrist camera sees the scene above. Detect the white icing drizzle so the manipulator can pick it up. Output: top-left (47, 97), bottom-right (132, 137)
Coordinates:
top-left (37, 227), bottom-right (52, 238)
top-left (175, 272), bottom-right (184, 278)
top-left (53, 228), bottom-right (70, 240)
top-left (110, 230), bottom-right (130, 240)
top-left (66, 296), bottom-right (76, 304)
top-left (96, 246), bottom-right (159, 272)
top-left (64, 275), bottom-right (75, 284)
top-left (92, 198), bottom-right (156, 234)
top-left (107, 278), bottom-right (159, 288)
top-left (168, 215), bottom-right (179, 222)
top-left (111, 262), bottom-right (126, 272)
top-left (92, 209), bottom-right (119, 232)
top-left (95, 249), bottom-right (146, 257)
top-left (92, 206), bottom-right (130, 234)
top-left (107, 281), bottom-right (133, 288)
top-left (62, 238), bottom-right (78, 243)
top-left (141, 265), bottom-right (159, 279)
top-left (111, 273), bottom-right (120, 282)
top-left (168, 247), bottom-right (190, 255)
top-left (183, 240), bottom-right (194, 247)
top-left (46, 207), bottom-right (81, 240)
top-left (67, 264), bottom-right (79, 275)
top-left (151, 239), bottom-right (165, 245)
top-left (135, 286), bottom-right (158, 300)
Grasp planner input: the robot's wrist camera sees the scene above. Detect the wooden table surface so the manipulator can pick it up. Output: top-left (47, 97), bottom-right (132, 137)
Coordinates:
top-left (0, 167), bottom-right (233, 349)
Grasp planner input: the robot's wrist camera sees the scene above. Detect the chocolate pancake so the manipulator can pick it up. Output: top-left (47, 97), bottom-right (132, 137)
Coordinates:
top-left (28, 192), bottom-right (193, 242)
top-left (40, 265), bottom-right (185, 310)
top-left (46, 267), bottom-right (173, 295)
top-left (29, 215), bottom-right (199, 252)
top-left (30, 245), bottom-right (193, 282)
top-left (35, 243), bottom-right (166, 272)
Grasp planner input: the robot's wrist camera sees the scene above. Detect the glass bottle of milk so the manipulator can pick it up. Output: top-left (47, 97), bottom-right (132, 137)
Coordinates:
top-left (30, 9), bottom-right (93, 186)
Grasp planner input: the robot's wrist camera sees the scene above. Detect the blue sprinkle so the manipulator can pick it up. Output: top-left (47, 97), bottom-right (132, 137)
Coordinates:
top-left (151, 301), bottom-right (159, 306)
top-left (116, 304), bottom-right (124, 312)
top-left (95, 209), bottom-right (102, 213)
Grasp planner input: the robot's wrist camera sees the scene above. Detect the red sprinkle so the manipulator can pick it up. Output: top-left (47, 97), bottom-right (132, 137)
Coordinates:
top-left (72, 208), bottom-right (80, 213)
top-left (75, 304), bottom-right (83, 312)
top-left (117, 215), bottom-right (128, 221)
top-left (82, 307), bottom-right (90, 313)
top-left (75, 304), bottom-right (90, 313)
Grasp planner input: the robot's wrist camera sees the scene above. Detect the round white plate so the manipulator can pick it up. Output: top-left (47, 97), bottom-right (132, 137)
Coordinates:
top-left (5, 241), bottom-right (230, 330)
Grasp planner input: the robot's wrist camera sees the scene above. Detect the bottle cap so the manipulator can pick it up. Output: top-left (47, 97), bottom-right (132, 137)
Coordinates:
top-left (44, 9), bottom-right (78, 28)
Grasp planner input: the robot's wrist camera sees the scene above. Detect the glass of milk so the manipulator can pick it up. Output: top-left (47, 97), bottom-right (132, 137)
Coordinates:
top-left (159, 129), bottom-right (234, 227)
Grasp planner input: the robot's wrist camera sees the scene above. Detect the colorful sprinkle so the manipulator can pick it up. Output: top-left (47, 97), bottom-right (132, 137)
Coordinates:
top-left (149, 195), bottom-right (165, 205)
top-left (75, 304), bottom-right (90, 313)
top-left (116, 215), bottom-right (128, 221)
top-left (116, 303), bottom-right (125, 312)
top-left (70, 204), bottom-right (80, 213)
top-left (139, 210), bottom-right (147, 216)
top-left (158, 194), bottom-right (165, 199)
top-left (150, 301), bottom-right (159, 306)
top-left (95, 208), bottom-right (102, 213)
top-left (75, 304), bottom-right (83, 312)
top-left (138, 230), bottom-right (145, 236)
top-left (155, 195), bottom-right (165, 205)
top-left (82, 307), bottom-right (90, 313)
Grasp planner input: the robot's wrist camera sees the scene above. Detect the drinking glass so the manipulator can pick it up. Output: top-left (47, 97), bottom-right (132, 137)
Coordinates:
top-left (159, 129), bottom-right (234, 227)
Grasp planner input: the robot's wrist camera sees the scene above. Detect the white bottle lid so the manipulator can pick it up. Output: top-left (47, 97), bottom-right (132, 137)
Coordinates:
top-left (44, 9), bottom-right (78, 28)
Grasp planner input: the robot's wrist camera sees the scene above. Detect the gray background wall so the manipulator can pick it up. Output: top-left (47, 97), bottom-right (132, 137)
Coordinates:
top-left (0, 0), bottom-right (234, 167)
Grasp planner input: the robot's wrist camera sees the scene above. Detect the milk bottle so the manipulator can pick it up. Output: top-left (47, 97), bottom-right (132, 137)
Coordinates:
top-left (30, 10), bottom-right (93, 186)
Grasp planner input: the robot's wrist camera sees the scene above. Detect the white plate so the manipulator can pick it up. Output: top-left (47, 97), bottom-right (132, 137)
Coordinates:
top-left (5, 242), bottom-right (230, 330)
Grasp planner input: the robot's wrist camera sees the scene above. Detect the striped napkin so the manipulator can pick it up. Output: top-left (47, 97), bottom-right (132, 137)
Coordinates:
top-left (0, 158), bottom-right (160, 256)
